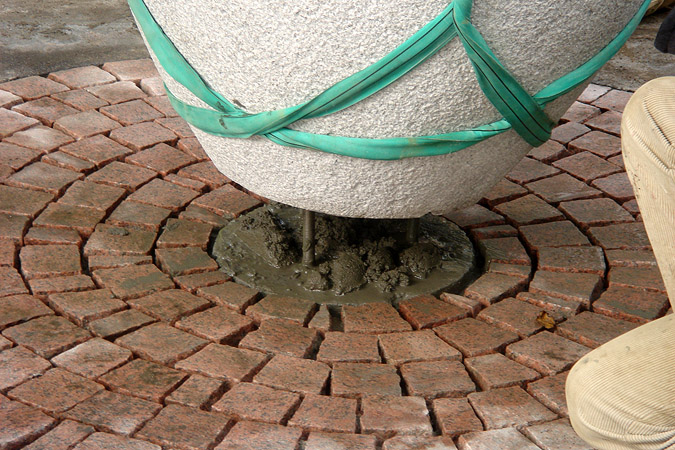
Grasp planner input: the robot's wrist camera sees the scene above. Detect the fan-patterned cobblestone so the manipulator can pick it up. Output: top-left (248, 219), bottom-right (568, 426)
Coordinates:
top-left (0, 62), bottom-right (669, 449)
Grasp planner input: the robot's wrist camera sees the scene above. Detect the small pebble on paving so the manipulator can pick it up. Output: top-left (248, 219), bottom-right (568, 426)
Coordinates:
top-left (0, 67), bottom-right (669, 450)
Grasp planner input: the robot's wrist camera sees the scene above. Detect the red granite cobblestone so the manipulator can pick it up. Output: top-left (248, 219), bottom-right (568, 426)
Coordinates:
top-left (305, 432), bottom-right (378, 450)
top-left (458, 428), bottom-right (541, 450)
top-left (99, 358), bottom-right (187, 402)
top-left (609, 266), bottom-right (667, 293)
top-left (0, 267), bottom-right (29, 297)
top-left (519, 220), bottom-right (591, 250)
top-left (0, 294), bottom-right (53, 329)
top-left (175, 306), bottom-right (254, 343)
top-left (463, 272), bottom-right (528, 306)
top-left (591, 171), bottom-right (634, 202)
top-left (398, 294), bottom-right (468, 329)
top-left (316, 332), bottom-right (380, 364)
top-left (126, 144), bottom-right (196, 177)
top-left (401, 359), bottom-right (476, 398)
top-left (49, 66), bottom-right (117, 89)
top-left (379, 330), bottom-right (462, 366)
top-left (129, 289), bottom-right (211, 324)
top-left (342, 303), bottom-right (411, 333)
top-left (246, 295), bottom-right (317, 325)
top-left (526, 173), bottom-right (602, 204)
top-left (110, 121), bottom-right (177, 151)
top-left (288, 394), bottom-right (357, 433)
top-left (3, 315), bottom-right (91, 358)
top-left (593, 285), bottom-right (669, 323)
top-left (384, 436), bottom-right (457, 450)
top-left (557, 311), bottom-right (638, 348)
top-left (253, 354), bottom-right (330, 395)
top-left (482, 178), bottom-right (528, 206)
top-left (24, 227), bottom-right (82, 246)
top-left (52, 88), bottom-right (110, 111)
top-left (506, 331), bottom-right (590, 375)
top-left (86, 81), bottom-right (146, 105)
top-left (585, 110), bottom-right (622, 135)
top-left (569, 130), bottom-right (621, 158)
top-left (22, 419), bottom-right (94, 450)
top-left (331, 362), bottom-right (401, 397)
top-left (361, 395), bottom-right (432, 436)
top-left (0, 142), bottom-right (42, 171)
top-left (93, 264), bottom-right (174, 300)
top-left (0, 346), bottom-right (51, 391)
top-left (526, 371), bottom-right (569, 417)
top-left (444, 204), bottom-right (504, 228)
top-left (433, 397), bottom-right (483, 437)
top-left (197, 282), bottom-right (259, 312)
top-left (7, 367), bottom-right (103, 413)
top-left (537, 245), bottom-right (606, 275)
top-left (560, 198), bottom-right (634, 228)
top-left (28, 273), bottom-right (94, 297)
top-left (85, 224), bottom-right (156, 257)
top-left (34, 203), bottom-right (106, 237)
top-left (211, 382), bottom-right (300, 424)
top-left (87, 309), bottom-right (157, 340)
top-left (465, 353), bottom-right (540, 390)
top-left (13, 96), bottom-right (79, 126)
top-left (7, 161), bottom-right (83, 195)
top-left (165, 374), bottom-right (225, 409)
top-left (524, 418), bottom-right (594, 450)
top-left (115, 322), bottom-right (207, 364)
top-left (87, 254), bottom-right (152, 271)
top-left (560, 101), bottom-right (600, 124)
top-left (0, 395), bottom-right (57, 450)
top-left (494, 194), bottom-right (564, 226)
top-left (588, 222), bottom-right (651, 250)
top-left (550, 122), bottom-right (590, 144)
top-left (435, 317), bottom-right (519, 357)
top-left (54, 110), bottom-right (121, 139)
top-left (478, 237), bottom-right (530, 267)
top-left (100, 99), bottom-right (163, 126)
top-left (51, 338), bottom-right (132, 378)
top-left (136, 403), bottom-right (230, 450)
top-left (469, 385), bottom-right (557, 429)
top-left (0, 108), bottom-right (39, 138)
top-left (42, 151), bottom-right (96, 173)
top-left (517, 291), bottom-right (582, 318)
top-left (527, 140), bottom-right (571, 164)
top-left (553, 151), bottom-right (622, 182)
top-left (73, 433), bottom-right (161, 450)
top-left (477, 298), bottom-right (545, 338)
top-left (0, 213), bottom-right (30, 244)
top-left (530, 271), bottom-right (603, 307)
top-left (239, 318), bottom-right (320, 358)
top-left (439, 292), bottom-right (483, 317)
top-left (63, 390), bottom-right (161, 436)
top-left (107, 201), bottom-right (171, 231)
top-left (506, 157), bottom-right (560, 184)
top-left (28, 274), bottom-right (96, 297)
top-left (174, 270), bottom-right (230, 292)
top-left (215, 421), bottom-right (299, 450)
top-left (0, 76), bottom-right (68, 100)
top-left (61, 135), bottom-right (131, 167)
top-left (176, 343), bottom-right (268, 382)
top-left (20, 244), bottom-right (81, 279)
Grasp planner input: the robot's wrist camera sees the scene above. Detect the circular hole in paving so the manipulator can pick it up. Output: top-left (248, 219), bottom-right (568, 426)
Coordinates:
top-left (211, 203), bottom-right (481, 305)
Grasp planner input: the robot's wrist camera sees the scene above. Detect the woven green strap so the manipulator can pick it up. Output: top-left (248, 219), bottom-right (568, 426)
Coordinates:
top-left (128, 0), bottom-right (650, 160)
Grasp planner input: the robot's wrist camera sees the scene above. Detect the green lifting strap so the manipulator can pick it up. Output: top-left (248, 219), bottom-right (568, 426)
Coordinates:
top-left (128, 0), bottom-right (650, 160)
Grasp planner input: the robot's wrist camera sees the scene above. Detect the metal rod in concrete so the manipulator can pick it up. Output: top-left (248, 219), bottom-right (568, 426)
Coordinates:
top-left (406, 217), bottom-right (421, 245)
top-left (302, 209), bottom-right (316, 266)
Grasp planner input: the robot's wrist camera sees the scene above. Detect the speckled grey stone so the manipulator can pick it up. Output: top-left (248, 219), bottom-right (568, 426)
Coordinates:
top-left (137, 0), bottom-right (644, 217)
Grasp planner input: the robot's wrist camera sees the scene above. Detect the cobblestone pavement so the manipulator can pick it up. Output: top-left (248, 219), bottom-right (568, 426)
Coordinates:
top-left (0, 60), bottom-right (671, 450)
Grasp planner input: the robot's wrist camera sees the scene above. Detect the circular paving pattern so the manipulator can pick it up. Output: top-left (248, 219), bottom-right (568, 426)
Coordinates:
top-left (0, 60), bottom-right (671, 450)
